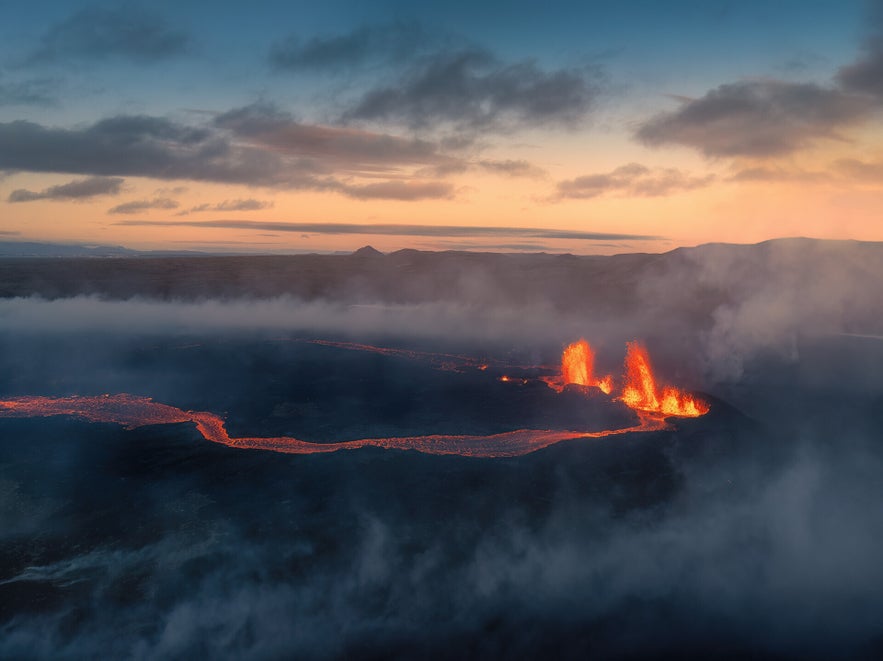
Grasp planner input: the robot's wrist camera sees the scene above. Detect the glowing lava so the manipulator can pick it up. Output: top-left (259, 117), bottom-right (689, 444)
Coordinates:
top-left (619, 342), bottom-right (708, 417)
top-left (0, 338), bottom-right (708, 459)
top-left (542, 339), bottom-right (614, 394)
top-left (0, 394), bottom-right (667, 458)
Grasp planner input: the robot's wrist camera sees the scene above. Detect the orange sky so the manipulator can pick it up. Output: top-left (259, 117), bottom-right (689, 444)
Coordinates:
top-left (2, 2), bottom-right (883, 254)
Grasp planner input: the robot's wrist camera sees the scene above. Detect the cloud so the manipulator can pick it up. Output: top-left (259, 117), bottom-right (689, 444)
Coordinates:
top-left (416, 158), bottom-right (546, 179)
top-left (8, 176), bottom-right (124, 202)
top-left (0, 77), bottom-right (58, 106)
top-left (728, 166), bottom-right (830, 183)
top-left (184, 199), bottom-right (274, 214)
top-left (341, 180), bottom-right (454, 201)
top-left (343, 48), bottom-right (601, 132)
top-left (636, 81), bottom-right (871, 157)
top-left (836, 5), bottom-right (883, 98)
top-left (0, 111), bottom-right (454, 199)
top-left (834, 157), bottom-right (883, 181)
top-left (478, 159), bottom-right (546, 178)
top-left (113, 219), bottom-right (661, 241)
top-left (28, 7), bottom-right (189, 63)
top-left (269, 21), bottom-right (436, 71)
top-left (214, 103), bottom-right (454, 174)
top-left (555, 163), bottom-right (713, 199)
top-left (108, 198), bottom-right (179, 214)
top-left (0, 116), bottom-right (247, 181)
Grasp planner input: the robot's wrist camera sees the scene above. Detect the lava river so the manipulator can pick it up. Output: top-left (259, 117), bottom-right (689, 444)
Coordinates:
top-left (0, 340), bottom-right (706, 458)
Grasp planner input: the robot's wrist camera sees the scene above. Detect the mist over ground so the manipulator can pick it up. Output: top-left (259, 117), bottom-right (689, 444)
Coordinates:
top-left (1, 238), bottom-right (882, 658)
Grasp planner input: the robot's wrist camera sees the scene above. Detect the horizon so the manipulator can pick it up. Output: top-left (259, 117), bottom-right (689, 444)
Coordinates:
top-left (2, 1), bottom-right (883, 253)
top-left (1, 234), bottom-right (881, 260)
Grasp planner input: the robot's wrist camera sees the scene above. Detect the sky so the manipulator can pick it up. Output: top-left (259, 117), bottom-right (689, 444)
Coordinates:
top-left (0, 0), bottom-right (881, 254)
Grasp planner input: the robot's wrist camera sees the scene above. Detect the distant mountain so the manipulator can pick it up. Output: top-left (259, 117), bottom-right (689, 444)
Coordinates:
top-left (0, 239), bottom-right (880, 344)
top-left (351, 245), bottom-right (384, 258)
top-left (0, 241), bottom-right (140, 258)
top-left (0, 241), bottom-right (218, 258)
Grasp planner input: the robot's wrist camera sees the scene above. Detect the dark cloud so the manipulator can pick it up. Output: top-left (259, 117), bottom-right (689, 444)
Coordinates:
top-left (215, 103), bottom-right (454, 174)
top-left (269, 21), bottom-right (435, 71)
top-left (555, 162), bottom-right (713, 199)
top-left (29, 7), bottom-right (189, 64)
top-left (636, 81), bottom-right (871, 157)
top-left (836, 3), bottom-right (883, 97)
top-left (0, 116), bottom-right (432, 197)
top-left (184, 199), bottom-right (274, 214)
top-left (108, 197), bottom-right (179, 214)
top-left (8, 176), bottom-right (124, 203)
top-left (113, 219), bottom-right (662, 241)
top-left (0, 116), bottom-right (248, 181)
top-left (343, 48), bottom-right (601, 132)
top-left (0, 112), bottom-right (452, 199)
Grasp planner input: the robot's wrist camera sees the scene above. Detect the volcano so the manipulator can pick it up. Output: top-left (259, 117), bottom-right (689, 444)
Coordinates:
top-left (1, 240), bottom-right (881, 659)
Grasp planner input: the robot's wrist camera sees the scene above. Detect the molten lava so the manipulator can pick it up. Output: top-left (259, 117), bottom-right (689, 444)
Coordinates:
top-left (562, 339), bottom-right (592, 386)
top-left (0, 394), bottom-right (666, 458)
top-left (619, 342), bottom-right (708, 417)
top-left (0, 338), bottom-right (708, 460)
top-left (543, 339), bottom-right (614, 394)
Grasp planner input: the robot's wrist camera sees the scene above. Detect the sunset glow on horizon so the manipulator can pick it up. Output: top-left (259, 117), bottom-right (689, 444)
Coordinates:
top-left (2, 1), bottom-right (882, 254)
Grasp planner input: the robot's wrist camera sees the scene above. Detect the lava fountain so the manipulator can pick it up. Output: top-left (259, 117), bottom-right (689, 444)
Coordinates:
top-left (543, 339), bottom-right (614, 394)
top-left (619, 342), bottom-right (708, 417)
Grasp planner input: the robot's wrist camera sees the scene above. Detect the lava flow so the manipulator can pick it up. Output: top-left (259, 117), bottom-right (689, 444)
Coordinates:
top-left (0, 338), bottom-right (707, 458)
top-left (0, 394), bottom-right (666, 458)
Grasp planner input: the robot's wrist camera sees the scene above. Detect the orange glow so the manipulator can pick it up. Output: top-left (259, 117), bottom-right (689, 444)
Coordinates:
top-left (0, 339), bottom-right (709, 459)
top-left (562, 339), bottom-right (593, 386)
top-left (619, 341), bottom-right (708, 417)
top-left (0, 394), bottom-right (667, 458)
top-left (597, 374), bottom-right (614, 395)
top-left (543, 339), bottom-right (614, 394)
